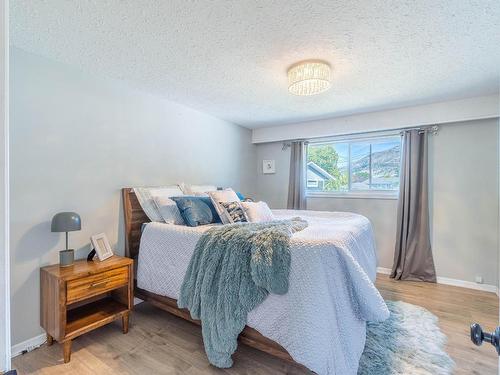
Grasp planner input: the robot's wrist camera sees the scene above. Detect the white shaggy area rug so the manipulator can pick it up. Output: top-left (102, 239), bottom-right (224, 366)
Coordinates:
top-left (358, 300), bottom-right (455, 375)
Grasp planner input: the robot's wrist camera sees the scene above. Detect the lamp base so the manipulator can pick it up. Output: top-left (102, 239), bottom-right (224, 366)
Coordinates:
top-left (59, 249), bottom-right (74, 267)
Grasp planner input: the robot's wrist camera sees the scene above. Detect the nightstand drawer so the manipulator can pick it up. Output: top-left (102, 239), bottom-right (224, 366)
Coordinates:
top-left (67, 267), bottom-right (129, 303)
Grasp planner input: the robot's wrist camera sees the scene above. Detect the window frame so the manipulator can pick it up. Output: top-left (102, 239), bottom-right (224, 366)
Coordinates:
top-left (305, 133), bottom-right (402, 200)
top-left (307, 179), bottom-right (319, 188)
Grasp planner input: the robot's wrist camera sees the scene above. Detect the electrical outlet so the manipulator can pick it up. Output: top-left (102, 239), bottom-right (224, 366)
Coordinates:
top-left (475, 276), bottom-right (484, 284)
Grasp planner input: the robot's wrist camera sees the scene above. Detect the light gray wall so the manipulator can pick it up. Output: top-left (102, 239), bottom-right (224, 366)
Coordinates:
top-left (428, 119), bottom-right (498, 287)
top-left (255, 119), bottom-right (499, 286)
top-left (10, 48), bottom-right (256, 345)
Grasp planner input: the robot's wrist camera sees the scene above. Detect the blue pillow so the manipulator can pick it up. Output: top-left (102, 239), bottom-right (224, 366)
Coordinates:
top-left (171, 196), bottom-right (221, 227)
top-left (196, 196), bottom-right (221, 222)
top-left (236, 191), bottom-right (245, 201)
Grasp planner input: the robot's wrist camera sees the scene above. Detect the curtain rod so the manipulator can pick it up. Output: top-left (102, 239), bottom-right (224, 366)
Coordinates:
top-left (281, 125), bottom-right (439, 150)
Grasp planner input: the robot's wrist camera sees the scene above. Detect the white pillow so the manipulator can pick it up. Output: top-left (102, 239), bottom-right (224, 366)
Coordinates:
top-left (208, 189), bottom-right (240, 224)
top-left (181, 184), bottom-right (218, 195)
top-left (152, 196), bottom-right (185, 225)
top-left (134, 185), bottom-right (184, 222)
top-left (241, 201), bottom-right (275, 223)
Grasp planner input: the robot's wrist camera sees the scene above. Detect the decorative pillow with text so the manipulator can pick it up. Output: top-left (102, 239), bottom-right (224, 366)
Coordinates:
top-left (220, 201), bottom-right (248, 224)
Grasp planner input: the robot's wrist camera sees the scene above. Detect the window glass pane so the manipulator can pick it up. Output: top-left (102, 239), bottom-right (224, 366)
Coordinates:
top-left (350, 141), bottom-right (371, 191)
top-left (307, 136), bottom-right (401, 194)
top-left (307, 143), bottom-right (348, 192)
top-left (370, 138), bottom-right (401, 190)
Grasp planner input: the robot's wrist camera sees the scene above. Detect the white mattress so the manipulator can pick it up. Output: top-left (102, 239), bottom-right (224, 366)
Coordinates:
top-left (137, 209), bottom-right (389, 375)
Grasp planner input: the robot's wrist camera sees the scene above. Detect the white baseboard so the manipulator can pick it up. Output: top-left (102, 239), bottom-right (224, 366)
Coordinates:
top-left (11, 333), bottom-right (46, 358)
top-left (377, 267), bottom-right (498, 294)
top-left (376, 267), bottom-right (392, 275)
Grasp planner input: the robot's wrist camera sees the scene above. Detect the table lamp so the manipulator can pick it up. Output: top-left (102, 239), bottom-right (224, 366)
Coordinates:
top-left (51, 212), bottom-right (81, 267)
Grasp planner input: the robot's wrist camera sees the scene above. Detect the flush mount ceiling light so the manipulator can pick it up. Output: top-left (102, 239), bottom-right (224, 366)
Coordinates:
top-left (287, 60), bottom-right (331, 96)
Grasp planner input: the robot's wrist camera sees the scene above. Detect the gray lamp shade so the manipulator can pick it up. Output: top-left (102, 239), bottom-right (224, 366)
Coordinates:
top-left (51, 212), bottom-right (82, 232)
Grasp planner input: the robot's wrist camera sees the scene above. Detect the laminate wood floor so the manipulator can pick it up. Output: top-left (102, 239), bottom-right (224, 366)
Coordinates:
top-left (12, 274), bottom-right (499, 375)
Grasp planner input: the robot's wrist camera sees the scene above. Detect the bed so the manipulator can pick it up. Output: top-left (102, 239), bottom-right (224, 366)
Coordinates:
top-left (122, 188), bottom-right (389, 375)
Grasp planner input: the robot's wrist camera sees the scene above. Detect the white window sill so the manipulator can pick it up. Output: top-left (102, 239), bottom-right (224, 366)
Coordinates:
top-left (306, 192), bottom-right (399, 200)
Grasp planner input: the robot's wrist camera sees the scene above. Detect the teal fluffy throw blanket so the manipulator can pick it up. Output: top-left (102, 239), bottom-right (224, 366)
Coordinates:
top-left (178, 219), bottom-right (308, 368)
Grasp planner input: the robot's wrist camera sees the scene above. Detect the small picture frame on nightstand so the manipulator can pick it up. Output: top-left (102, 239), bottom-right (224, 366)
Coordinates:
top-left (90, 233), bottom-right (114, 261)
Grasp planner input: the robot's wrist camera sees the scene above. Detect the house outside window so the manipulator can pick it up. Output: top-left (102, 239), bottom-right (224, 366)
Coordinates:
top-left (306, 134), bottom-right (402, 198)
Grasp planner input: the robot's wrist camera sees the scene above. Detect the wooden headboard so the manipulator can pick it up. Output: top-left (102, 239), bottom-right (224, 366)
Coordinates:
top-left (122, 188), bottom-right (150, 259)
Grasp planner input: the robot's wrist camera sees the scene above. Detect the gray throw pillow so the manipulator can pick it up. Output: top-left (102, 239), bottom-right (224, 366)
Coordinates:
top-left (153, 195), bottom-right (185, 225)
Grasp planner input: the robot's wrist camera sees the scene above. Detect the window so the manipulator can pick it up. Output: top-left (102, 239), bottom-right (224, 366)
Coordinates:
top-left (306, 135), bottom-right (401, 196)
top-left (307, 179), bottom-right (319, 188)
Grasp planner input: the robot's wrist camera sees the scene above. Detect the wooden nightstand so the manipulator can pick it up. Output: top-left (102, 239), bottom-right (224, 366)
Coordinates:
top-left (40, 256), bottom-right (133, 363)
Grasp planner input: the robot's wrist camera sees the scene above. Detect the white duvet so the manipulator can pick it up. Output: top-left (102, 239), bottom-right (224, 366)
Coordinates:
top-left (137, 210), bottom-right (389, 375)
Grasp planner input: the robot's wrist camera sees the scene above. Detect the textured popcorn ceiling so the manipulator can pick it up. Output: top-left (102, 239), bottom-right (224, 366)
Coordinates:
top-left (10, 1), bottom-right (500, 128)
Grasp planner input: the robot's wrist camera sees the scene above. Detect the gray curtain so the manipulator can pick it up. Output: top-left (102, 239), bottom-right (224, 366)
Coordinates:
top-left (287, 141), bottom-right (307, 210)
top-left (391, 129), bottom-right (436, 282)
